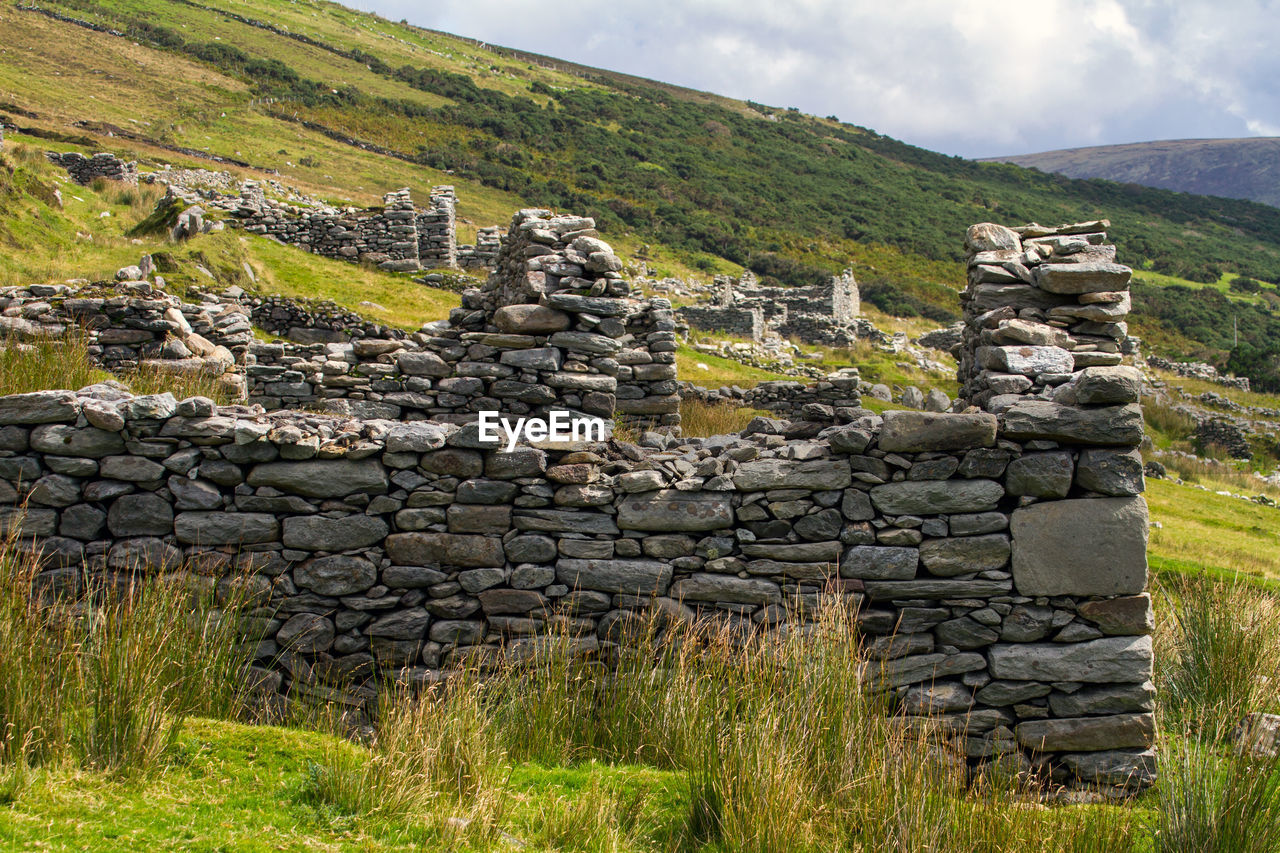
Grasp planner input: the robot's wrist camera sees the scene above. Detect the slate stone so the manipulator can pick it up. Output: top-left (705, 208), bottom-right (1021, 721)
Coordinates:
top-left (30, 424), bottom-right (125, 458)
top-left (1005, 452), bottom-right (1073, 498)
top-left (493, 304), bottom-right (571, 334)
top-left (793, 508), bottom-right (844, 540)
top-left (742, 541), bottom-right (841, 562)
top-left (976, 680), bottom-right (1052, 706)
top-left (1076, 449), bottom-right (1145, 496)
top-left (936, 616), bottom-right (1000, 649)
top-left (28, 474), bottom-right (81, 507)
top-left (1049, 681), bottom-right (1156, 716)
top-left (870, 479), bottom-right (1003, 515)
top-left (868, 652), bottom-right (986, 688)
top-left (1077, 594), bottom-right (1154, 635)
top-left (669, 574), bottom-right (782, 605)
top-left (420, 448), bottom-right (484, 478)
top-left (175, 511), bottom-right (278, 545)
top-left (0, 390), bottom-right (80, 424)
top-left (168, 477), bottom-right (223, 510)
top-left (1011, 497), bottom-right (1148, 596)
top-left (99, 456), bottom-right (165, 482)
top-left (477, 589), bottom-right (548, 614)
top-left (863, 579), bottom-right (1012, 599)
top-left (106, 537), bottom-right (182, 572)
top-left (429, 620), bottom-right (486, 645)
top-left (1061, 749), bottom-right (1156, 788)
top-left (948, 512), bottom-right (1008, 536)
top-left (383, 565), bottom-right (448, 588)
top-left (1034, 262), bottom-right (1132, 294)
top-left (385, 532), bottom-right (506, 568)
top-left (1000, 401), bottom-right (1143, 446)
top-left (841, 489), bottom-right (874, 520)
top-left (732, 458), bottom-right (851, 491)
top-left (395, 350), bottom-right (452, 377)
top-left (295, 555), bottom-right (377, 596)
top-left (385, 423), bottom-right (448, 453)
top-left (282, 515), bottom-right (388, 551)
top-left (878, 411), bottom-right (997, 453)
top-left (1000, 605), bottom-right (1053, 642)
top-left (486, 448), bottom-right (547, 478)
top-left (988, 635), bottom-right (1152, 682)
top-left (919, 534), bottom-right (1010, 576)
top-left (247, 459), bottom-right (388, 497)
top-left (556, 558), bottom-right (672, 595)
top-left (1075, 366), bottom-right (1142, 405)
top-left (277, 613), bottom-right (335, 654)
top-left (107, 493), bottom-right (174, 537)
top-left (978, 345), bottom-right (1074, 377)
top-left (617, 489), bottom-right (733, 531)
top-left (447, 504), bottom-right (513, 533)
top-left (505, 534), bottom-right (558, 563)
top-left (1016, 713), bottom-right (1154, 752)
top-left (368, 608), bottom-right (430, 639)
top-left (841, 546), bottom-right (918, 580)
top-left (514, 509), bottom-right (619, 535)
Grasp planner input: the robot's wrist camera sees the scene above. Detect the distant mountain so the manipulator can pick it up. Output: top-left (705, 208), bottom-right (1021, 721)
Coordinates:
top-left (981, 138), bottom-right (1280, 208)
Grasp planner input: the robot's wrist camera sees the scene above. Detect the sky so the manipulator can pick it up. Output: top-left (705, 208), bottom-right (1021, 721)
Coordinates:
top-left (351, 0), bottom-right (1280, 159)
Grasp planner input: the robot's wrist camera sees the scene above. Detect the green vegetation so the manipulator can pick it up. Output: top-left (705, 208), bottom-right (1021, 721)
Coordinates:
top-left (0, 335), bottom-right (237, 403)
top-left (5, 0), bottom-right (1280, 383)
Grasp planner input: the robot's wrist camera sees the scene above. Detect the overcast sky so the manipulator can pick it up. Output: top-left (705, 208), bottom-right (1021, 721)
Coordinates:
top-left (352, 0), bottom-right (1279, 159)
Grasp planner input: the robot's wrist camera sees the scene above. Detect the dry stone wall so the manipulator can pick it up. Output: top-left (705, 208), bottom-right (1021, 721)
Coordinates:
top-left (678, 269), bottom-right (867, 346)
top-left (0, 219), bottom-right (1154, 793)
top-left (46, 151), bottom-right (137, 185)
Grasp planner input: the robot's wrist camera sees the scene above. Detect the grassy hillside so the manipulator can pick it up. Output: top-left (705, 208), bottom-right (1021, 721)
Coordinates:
top-left (982, 138), bottom-right (1280, 209)
top-left (7, 0), bottom-right (1280, 296)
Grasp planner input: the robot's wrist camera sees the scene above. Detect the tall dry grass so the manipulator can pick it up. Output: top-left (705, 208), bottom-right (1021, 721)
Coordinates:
top-left (306, 602), bottom-right (1142, 850)
top-left (0, 333), bottom-right (237, 403)
top-left (0, 530), bottom-right (255, 777)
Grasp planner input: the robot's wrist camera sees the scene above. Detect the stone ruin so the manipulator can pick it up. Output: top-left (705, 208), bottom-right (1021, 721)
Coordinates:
top-left (678, 269), bottom-right (871, 346)
top-left (46, 151), bottom-right (138, 185)
top-left (458, 225), bottom-right (504, 270)
top-left (0, 218), bottom-right (1155, 793)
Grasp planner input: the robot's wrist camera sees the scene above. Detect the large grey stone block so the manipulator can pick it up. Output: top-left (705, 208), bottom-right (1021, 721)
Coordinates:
top-left (669, 574), bottom-right (781, 605)
top-left (1000, 401), bottom-right (1143, 446)
top-left (840, 545), bottom-right (917, 579)
top-left (247, 459), bottom-right (388, 497)
top-left (1015, 713), bottom-right (1154, 752)
top-left (282, 515), bottom-right (388, 551)
top-left (732, 458), bottom-right (851, 491)
top-left (1011, 497), bottom-right (1148, 596)
top-left (878, 411), bottom-right (997, 453)
top-left (870, 479), bottom-right (1003, 515)
top-left (556, 558), bottom-right (672, 595)
top-left (988, 635), bottom-right (1152, 682)
top-left (617, 489), bottom-right (733, 531)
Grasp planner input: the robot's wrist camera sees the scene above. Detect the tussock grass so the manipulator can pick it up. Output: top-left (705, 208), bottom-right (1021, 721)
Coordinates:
top-left (0, 532), bottom-right (254, 778)
top-left (1155, 574), bottom-right (1280, 735)
top-left (677, 398), bottom-right (768, 437)
top-left (0, 334), bottom-right (237, 403)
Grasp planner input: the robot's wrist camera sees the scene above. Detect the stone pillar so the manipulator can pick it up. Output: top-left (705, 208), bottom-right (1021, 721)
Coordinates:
top-left (959, 220), bottom-right (1130, 412)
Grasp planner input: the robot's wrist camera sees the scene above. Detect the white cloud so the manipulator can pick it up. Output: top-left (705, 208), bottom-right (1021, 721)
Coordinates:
top-left (352, 0), bottom-right (1280, 156)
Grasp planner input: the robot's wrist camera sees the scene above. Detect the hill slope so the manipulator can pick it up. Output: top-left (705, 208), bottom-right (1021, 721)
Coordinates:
top-left (4, 0), bottom-right (1280, 379)
top-left (981, 137), bottom-right (1280, 209)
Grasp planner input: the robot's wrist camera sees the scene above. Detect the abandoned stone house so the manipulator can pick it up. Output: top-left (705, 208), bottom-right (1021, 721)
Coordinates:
top-left (677, 269), bottom-right (867, 346)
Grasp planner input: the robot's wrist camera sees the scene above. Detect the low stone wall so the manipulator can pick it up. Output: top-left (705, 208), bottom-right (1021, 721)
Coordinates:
top-left (46, 151), bottom-right (137, 185)
top-left (680, 372), bottom-right (863, 424)
top-left (0, 385), bottom-right (1153, 792)
top-left (678, 270), bottom-right (866, 346)
top-left (0, 282), bottom-right (251, 397)
top-left (239, 294), bottom-right (407, 344)
top-left (1146, 355), bottom-right (1251, 392)
top-left (457, 225), bottom-right (503, 270)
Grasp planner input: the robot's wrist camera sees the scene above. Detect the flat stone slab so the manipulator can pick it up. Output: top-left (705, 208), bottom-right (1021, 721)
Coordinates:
top-left (1016, 713), bottom-right (1154, 752)
top-left (870, 479), bottom-right (1003, 515)
top-left (840, 545), bottom-right (918, 580)
top-left (1034, 262), bottom-right (1132, 294)
top-left (0, 390), bottom-right (79, 424)
top-left (385, 532), bottom-right (506, 568)
top-left (732, 458), bottom-right (851, 491)
top-left (670, 573), bottom-right (782, 605)
top-left (556, 558), bottom-right (672, 595)
top-left (1011, 497), bottom-right (1148, 596)
top-left (863, 579), bottom-right (1012, 599)
top-left (878, 411), bottom-right (997, 453)
top-left (988, 635), bottom-right (1152, 683)
top-left (247, 459), bottom-right (388, 498)
top-left (617, 489), bottom-right (733, 531)
top-left (1000, 401), bottom-right (1143, 446)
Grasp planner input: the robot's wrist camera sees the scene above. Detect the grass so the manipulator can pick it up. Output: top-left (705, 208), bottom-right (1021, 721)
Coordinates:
top-left (1146, 478), bottom-right (1280, 581)
top-left (677, 398), bottom-right (769, 437)
top-left (0, 335), bottom-right (238, 403)
top-left (675, 343), bottom-right (793, 387)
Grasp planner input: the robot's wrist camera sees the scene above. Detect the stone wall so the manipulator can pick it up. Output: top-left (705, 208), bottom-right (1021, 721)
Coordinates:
top-left (238, 294), bottom-right (408, 344)
top-left (0, 281), bottom-right (251, 398)
top-left (240, 208), bottom-right (680, 428)
top-left (46, 151), bottom-right (137, 185)
top-left (0, 219), bottom-right (1154, 793)
top-left (959, 220), bottom-right (1138, 412)
top-left (678, 269), bottom-right (866, 346)
top-left (457, 225), bottom-right (503, 270)
top-left (680, 372), bottom-right (863, 425)
top-left (0, 385), bottom-right (1153, 792)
